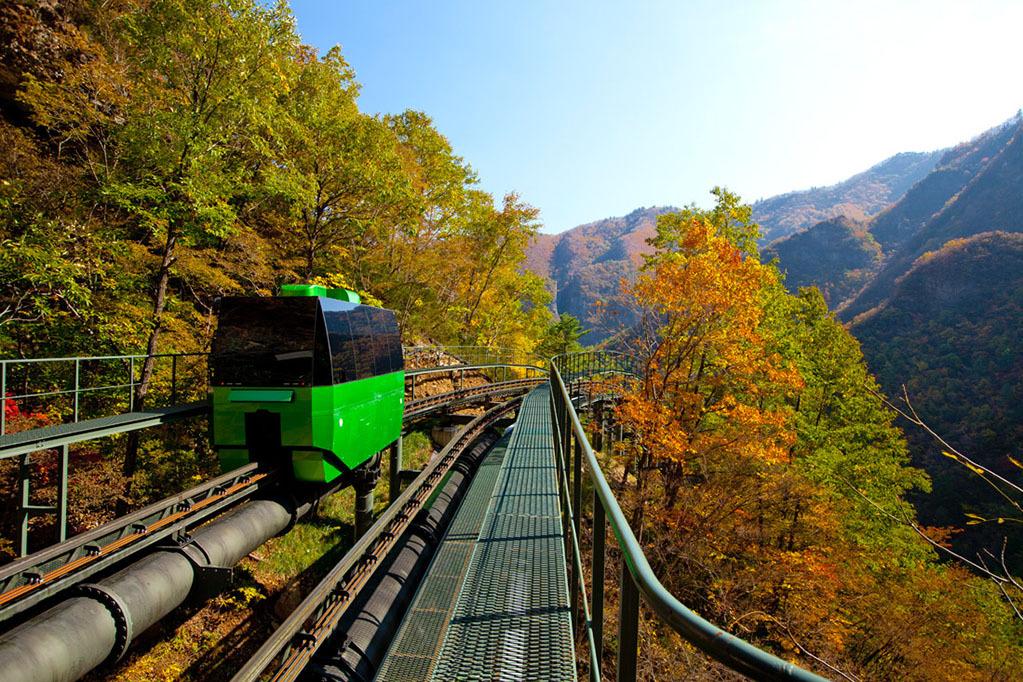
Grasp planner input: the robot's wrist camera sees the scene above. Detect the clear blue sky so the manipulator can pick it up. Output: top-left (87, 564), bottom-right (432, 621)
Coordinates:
top-left (287, 0), bottom-right (1022, 234)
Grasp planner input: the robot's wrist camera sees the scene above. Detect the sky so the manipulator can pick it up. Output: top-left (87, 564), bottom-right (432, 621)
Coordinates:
top-left (287, 0), bottom-right (1022, 234)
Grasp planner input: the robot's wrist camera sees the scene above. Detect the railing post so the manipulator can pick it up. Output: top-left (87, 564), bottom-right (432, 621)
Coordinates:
top-left (571, 435), bottom-right (583, 626)
top-left (171, 354), bottom-right (178, 404)
top-left (618, 558), bottom-right (640, 682)
top-left (591, 493), bottom-right (606, 682)
top-left (389, 437), bottom-right (403, 503)
top-left (128, 357), bottom-right (135, 412)
top-left (73, 358), bottom-right (80, 423)
top-left (18, 453), bottom-right (31, 557)
top-left (57, 444), bottom-right (69, 542)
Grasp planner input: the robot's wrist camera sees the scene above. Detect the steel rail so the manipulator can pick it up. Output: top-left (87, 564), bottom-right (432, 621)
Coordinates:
top-left (230, 399), bottom-right (521, 682)
top-left (0, 463), bottom-right (274, 622)
top-left (403, 377), bottom-right (542, 420)
top-left (549, 393), bottom-right (602, 679)
top-left (0, 401), bottom-right (209, 461)
top-left (404, 362), bottom-right (548, 378)
top-left (550, 359), bottom-right (828, 681)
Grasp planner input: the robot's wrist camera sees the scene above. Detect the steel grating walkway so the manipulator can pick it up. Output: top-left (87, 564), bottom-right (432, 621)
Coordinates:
top-left (378, 385), bottom-right (576, 681)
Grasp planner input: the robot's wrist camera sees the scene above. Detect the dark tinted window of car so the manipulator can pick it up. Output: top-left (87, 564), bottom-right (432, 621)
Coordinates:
top-left (211, 298), bottom-right (317, 386)
top-left (350, 307), bottom-right (377, 380)
top-left (323, 309), bottom-right (358, 384)
top-left (313, 308), bottom-right (332, 386)
top-left (385, 310), bottom-right (404, 371)
top-left (366, 308), bottom-right (394, 376)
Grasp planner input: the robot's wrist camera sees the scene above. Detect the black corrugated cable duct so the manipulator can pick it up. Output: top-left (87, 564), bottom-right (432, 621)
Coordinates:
top-left (304, 431), bottom-right (500, 682)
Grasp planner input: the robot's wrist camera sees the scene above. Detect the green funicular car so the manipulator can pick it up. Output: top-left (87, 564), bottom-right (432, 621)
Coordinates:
top-left (209, 285), bottom-right (404, 483)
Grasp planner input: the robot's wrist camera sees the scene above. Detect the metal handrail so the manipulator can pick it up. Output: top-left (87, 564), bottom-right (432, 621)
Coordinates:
top-left (549, 355), bottom-right (828, 681)
top-left (0, 347), bottom-right (546, 435)
top-left (1, 352), bottom-right (208, 435)
top-left (402, 345), bottom-right (549, 369)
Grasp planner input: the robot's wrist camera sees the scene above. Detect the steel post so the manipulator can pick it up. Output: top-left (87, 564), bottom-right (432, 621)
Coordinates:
top-left (57, 445), bottom-right (68, 542)
top-left (18, 453), bottom-right (30, 557)
top-left (591, 494), bottom-right (606, 682)
top-left (355, 485), bottom-right (375, 539)
top-left (617, 559), bottom-right (640, 682)
top-left (1, 361), bottom-right (6, 435)
top-left (73, 359), bottom-right (80, 423)
top-left (389, 438), bottom-right (403, 503)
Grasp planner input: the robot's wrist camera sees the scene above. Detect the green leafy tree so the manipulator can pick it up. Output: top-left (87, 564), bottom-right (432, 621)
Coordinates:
top-left (265, 46), bottom-right (407, 280)
top-left (536, 313), bottom-right (587, 357)
top-left (22, 0), bottom-right (301, 494)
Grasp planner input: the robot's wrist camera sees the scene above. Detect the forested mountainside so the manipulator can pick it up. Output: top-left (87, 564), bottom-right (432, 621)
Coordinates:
top-left (762, 215), bottom-right (881, 305)
top-left (526, 147), bottom-right (944, 344)
top-left (525, 206), bottom-right (676, 344)
top-left (851, 232), bottom-right (1023, 565)
top-left (751, 149), bottom-right (944, 244)
top-left (840, 115), bottom-right (1023, 322)
top-left (762, 115), bottom-right (1023, 321)
top-left (763, 114), bottom-right (1023, 565)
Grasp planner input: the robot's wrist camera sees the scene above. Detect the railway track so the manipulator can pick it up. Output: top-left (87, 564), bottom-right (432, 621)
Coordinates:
top-left (231, 398), bottom-right (521, 682)
top-left (0, 378), bottom-right (530, 623)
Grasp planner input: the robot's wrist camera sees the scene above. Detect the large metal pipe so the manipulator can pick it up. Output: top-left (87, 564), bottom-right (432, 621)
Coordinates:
top-left (0, 492), bottom-right (313, 682)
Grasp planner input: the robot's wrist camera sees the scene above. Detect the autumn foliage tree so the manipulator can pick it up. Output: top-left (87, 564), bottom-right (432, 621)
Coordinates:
top-left (601, 189), bottom-right (1023, 680)
top-left (614, 205), bottom-right (802, 520)
top-left (0, 0), bottom-right (550, 517)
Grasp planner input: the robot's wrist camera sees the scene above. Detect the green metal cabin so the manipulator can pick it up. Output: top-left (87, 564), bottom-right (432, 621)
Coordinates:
top-left (209, 285), bottom-right (404, 483)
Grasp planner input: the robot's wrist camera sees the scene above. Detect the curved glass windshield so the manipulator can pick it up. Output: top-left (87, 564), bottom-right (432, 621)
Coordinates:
top-left (211, 298), bottom-right (320, 387)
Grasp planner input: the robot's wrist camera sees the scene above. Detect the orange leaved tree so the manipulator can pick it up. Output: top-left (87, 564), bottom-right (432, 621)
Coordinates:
top-left (612, 193), bottom-right (803, 526)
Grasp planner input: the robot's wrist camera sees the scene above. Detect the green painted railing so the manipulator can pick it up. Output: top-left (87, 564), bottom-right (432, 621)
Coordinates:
top-left (0, 352), bottom-right (207, 436)
top-left (1, 347), bottom-right (547, 435)
top-left (549, 352), bottom-right (829, 681)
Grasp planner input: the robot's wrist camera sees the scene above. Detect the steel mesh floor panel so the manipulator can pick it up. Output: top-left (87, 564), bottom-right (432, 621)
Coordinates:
top-left (376, 433), bottom-right (513, 682)
top-left (379, 610), bottom-right (449, 682)
top-left (429, 385), bottom-right (576, 681)
top-left (0, 402), bottom-right (205, 448)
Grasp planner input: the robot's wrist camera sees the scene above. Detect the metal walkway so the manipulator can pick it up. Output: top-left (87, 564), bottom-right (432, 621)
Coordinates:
top-left (0, 401), bottom-right (209, 459)
top-left (378, 384), bottom-right (576, 681)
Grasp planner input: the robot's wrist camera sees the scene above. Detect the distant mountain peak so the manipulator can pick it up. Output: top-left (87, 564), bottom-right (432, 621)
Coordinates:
top-left (752, 149), bottom-right (946, 244)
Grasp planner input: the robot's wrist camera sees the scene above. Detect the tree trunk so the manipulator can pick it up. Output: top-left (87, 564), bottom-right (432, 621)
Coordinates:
top-left (119, 228), bottom-right (177, 514)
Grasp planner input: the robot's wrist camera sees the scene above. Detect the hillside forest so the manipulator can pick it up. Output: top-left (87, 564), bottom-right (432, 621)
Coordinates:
top-left (1, 1), bottom-right (1022, 680)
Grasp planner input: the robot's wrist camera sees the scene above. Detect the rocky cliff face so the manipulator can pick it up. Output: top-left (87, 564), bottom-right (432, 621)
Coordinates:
top-left (525, 206), bottom-right (675, 344)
